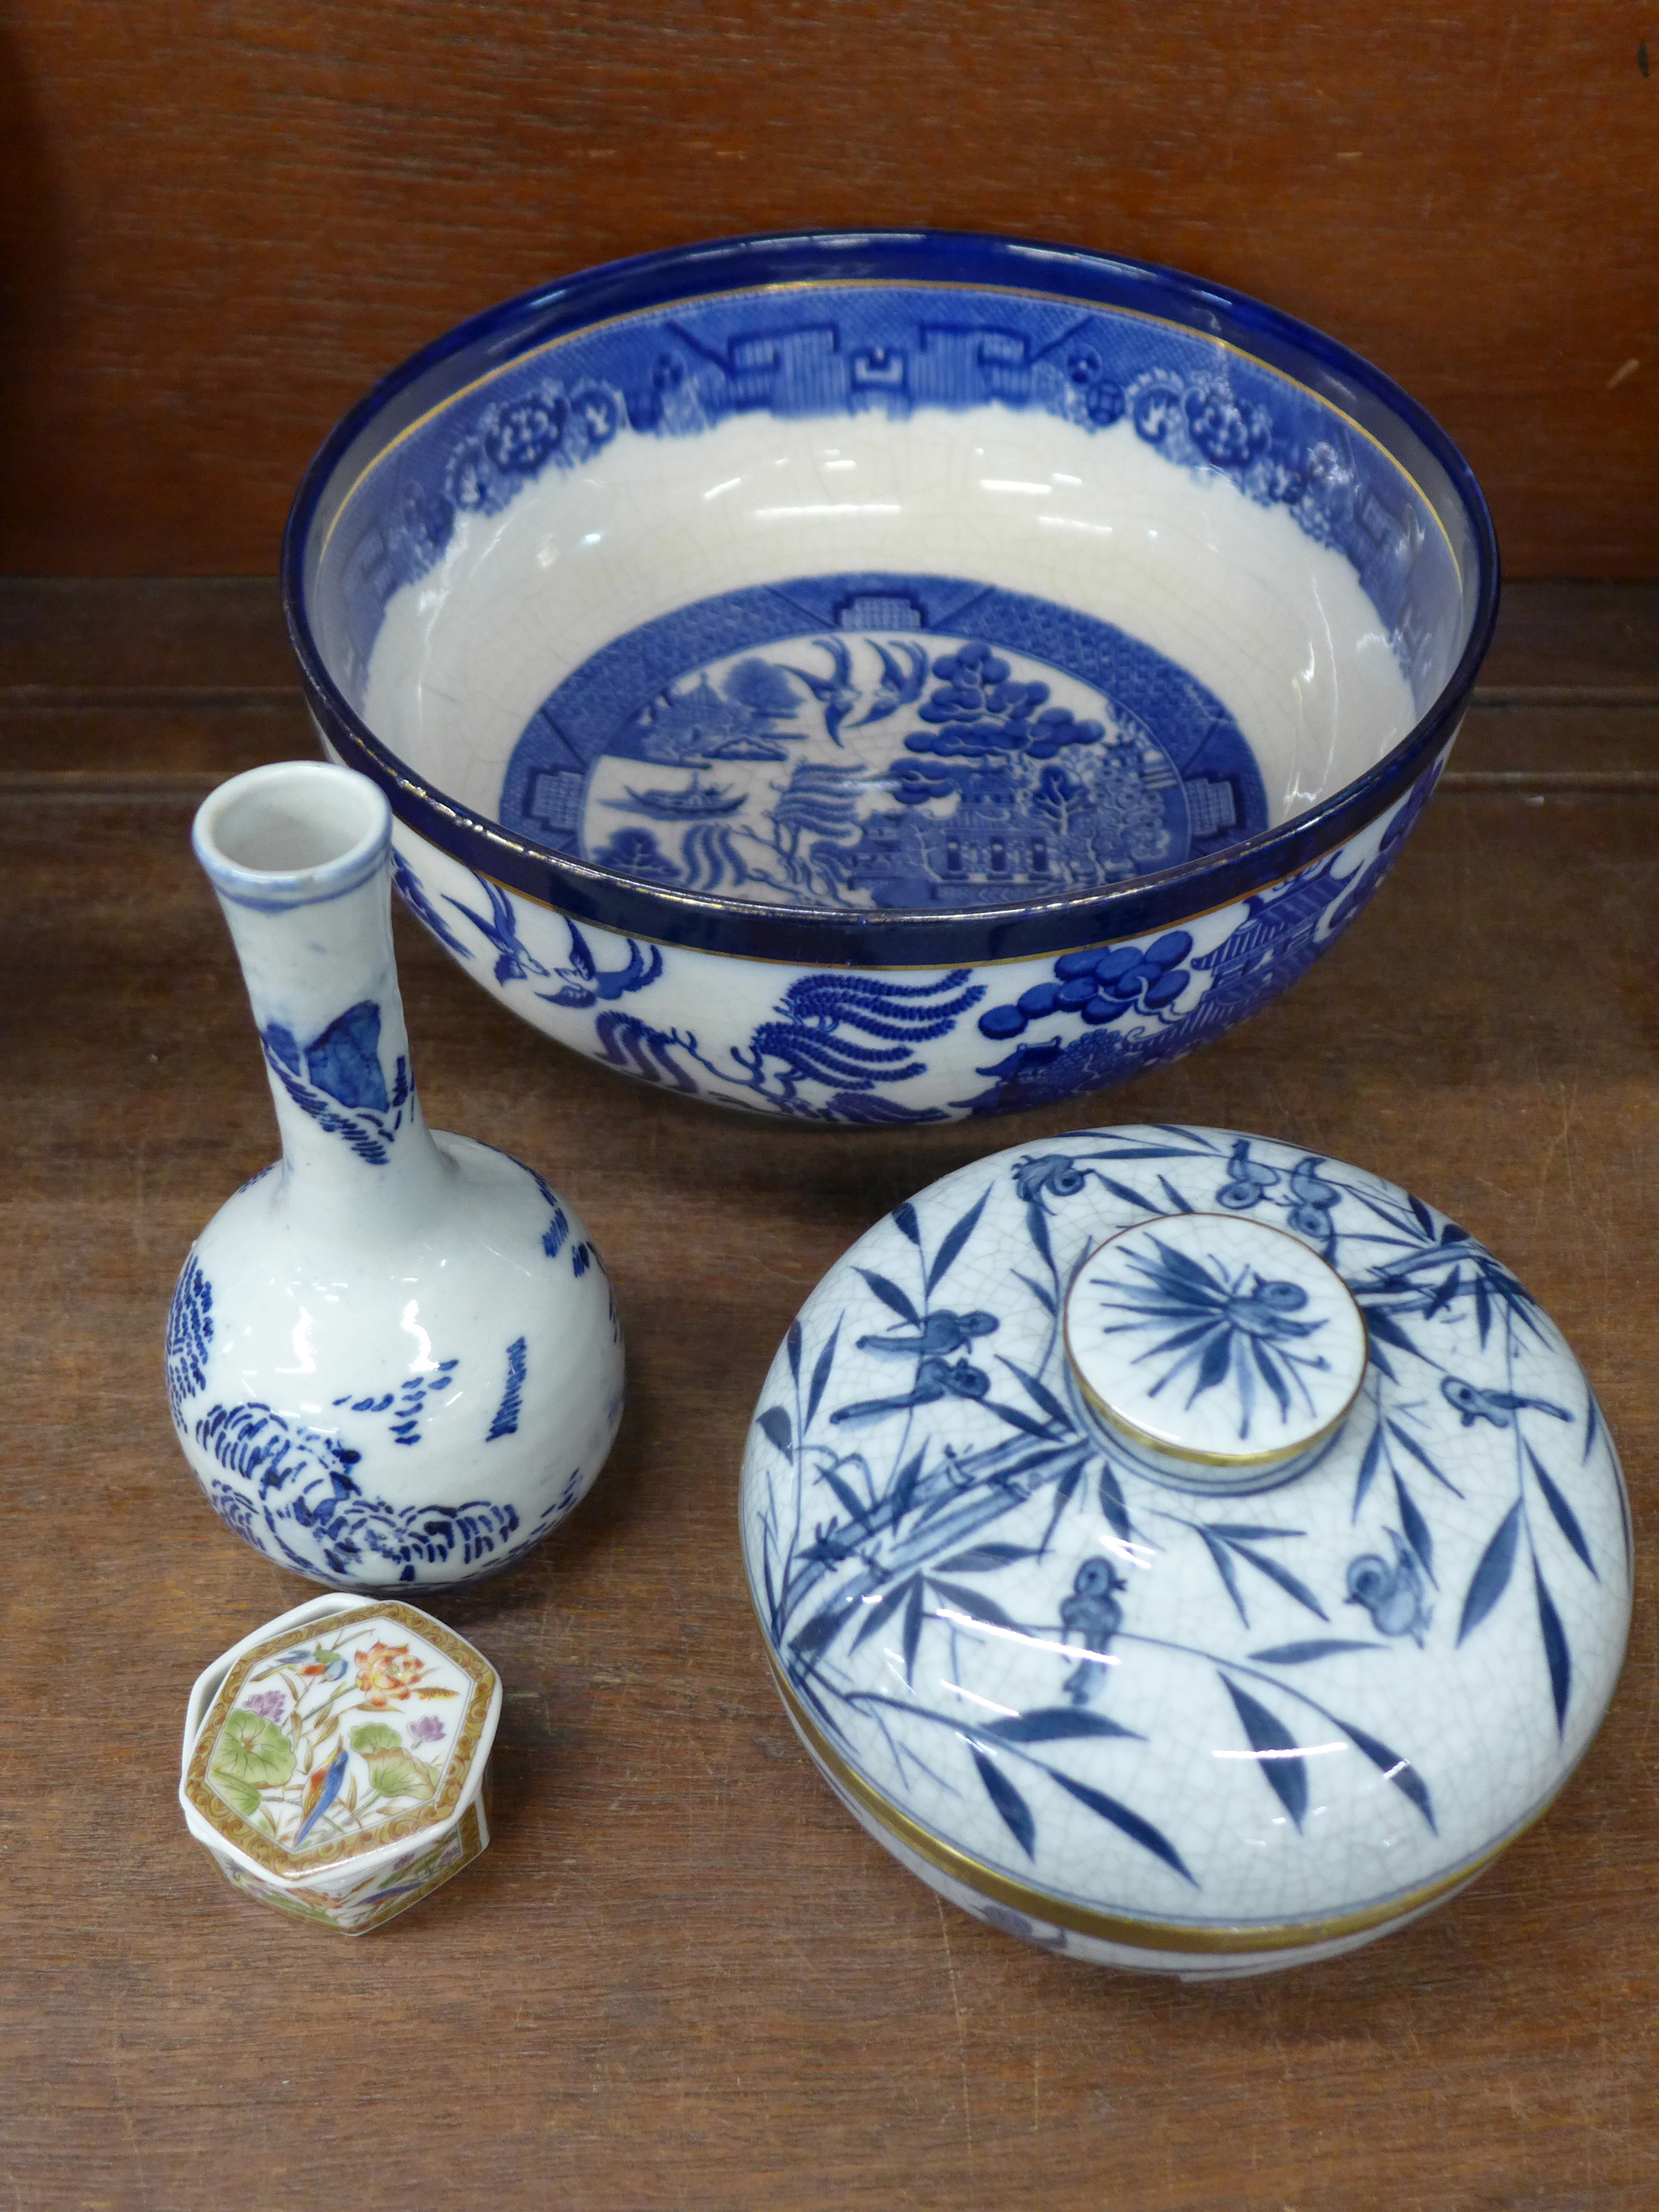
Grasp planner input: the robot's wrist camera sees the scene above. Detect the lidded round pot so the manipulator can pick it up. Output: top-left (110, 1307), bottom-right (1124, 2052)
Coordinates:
top-left (739, 1127), bottom-right (1631, 1976)
top-left (180, 1593), bottom-right (501, 1934)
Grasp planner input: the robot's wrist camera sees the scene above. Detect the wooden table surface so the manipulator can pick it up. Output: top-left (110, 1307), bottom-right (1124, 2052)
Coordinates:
top-left (1, 578), bottom-right (1655, 2211)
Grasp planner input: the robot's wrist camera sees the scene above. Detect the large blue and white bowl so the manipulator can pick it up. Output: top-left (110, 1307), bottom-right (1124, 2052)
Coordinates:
top-left (284, 232), bottom-right (1499, 1125)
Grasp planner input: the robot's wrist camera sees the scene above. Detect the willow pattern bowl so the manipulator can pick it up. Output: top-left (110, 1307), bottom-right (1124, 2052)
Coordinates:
top-left (284, 231), bottom-right (1498, 1126)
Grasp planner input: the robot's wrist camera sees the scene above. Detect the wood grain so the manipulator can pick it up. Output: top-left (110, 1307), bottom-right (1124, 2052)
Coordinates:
top-left (0, 583), bottom-right (1655, 2210)
top-left (0, 3), bottom-right (1653, 578)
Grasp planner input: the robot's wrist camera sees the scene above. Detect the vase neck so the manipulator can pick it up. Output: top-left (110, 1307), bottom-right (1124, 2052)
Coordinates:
top-left (194, 763), bottom-right (452, 1235)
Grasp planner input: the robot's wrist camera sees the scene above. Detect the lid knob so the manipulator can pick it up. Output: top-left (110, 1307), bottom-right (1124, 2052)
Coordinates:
top-left (1064, 1212), bottom-right (1367, 1486)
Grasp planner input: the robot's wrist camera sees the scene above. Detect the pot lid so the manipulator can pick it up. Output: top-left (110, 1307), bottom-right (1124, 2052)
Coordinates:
top-left (740, 1126), bottom-right (1632, 1952)
top-left (181, 1598), bottom-right (500, 1884)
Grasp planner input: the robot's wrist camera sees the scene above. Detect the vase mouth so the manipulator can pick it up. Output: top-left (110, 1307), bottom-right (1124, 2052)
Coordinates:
top-left (194, 760), bottom-right (391, 911)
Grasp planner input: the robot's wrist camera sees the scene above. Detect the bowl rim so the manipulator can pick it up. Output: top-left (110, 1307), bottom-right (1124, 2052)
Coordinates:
top-left (282, 227), bottom-right (1501, 971)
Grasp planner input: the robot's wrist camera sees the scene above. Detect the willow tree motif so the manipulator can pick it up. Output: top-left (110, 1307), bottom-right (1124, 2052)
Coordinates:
top-left (588, 967), bottom-right (985, 1124)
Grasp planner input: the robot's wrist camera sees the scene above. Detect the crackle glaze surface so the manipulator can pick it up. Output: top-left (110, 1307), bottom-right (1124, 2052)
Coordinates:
top-left (289, 236), bottom-right (1496, 1124)
top-left (170, 763), bottom-right (625, 1586)
top-left (739, 1127), bottom-right (1631, 1969)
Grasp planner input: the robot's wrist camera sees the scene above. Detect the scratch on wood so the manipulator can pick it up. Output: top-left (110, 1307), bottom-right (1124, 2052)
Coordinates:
top-left (935, 1893), bottom-right (974, 2171)
top-left (131, 1142), bottom-right (147, 1258)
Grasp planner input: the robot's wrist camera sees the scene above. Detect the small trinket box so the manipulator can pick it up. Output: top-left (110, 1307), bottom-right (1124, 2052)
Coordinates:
top-left (179, 1592), bottom-right (501, 1933)
top-left (740, 1125), bottom-right (1632, 1976)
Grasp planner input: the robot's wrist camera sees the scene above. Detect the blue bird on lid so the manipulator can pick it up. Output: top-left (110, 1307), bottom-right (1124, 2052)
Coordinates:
top-left (1441, 1376), bottom-right (1570, 1430)
top-left (855, 1310), bottom-right (998, 1359)
top-left (1345, 1532), bottom-right (1432, 1646)
top-left (1060, 1557), bottom-right (1128, 1704)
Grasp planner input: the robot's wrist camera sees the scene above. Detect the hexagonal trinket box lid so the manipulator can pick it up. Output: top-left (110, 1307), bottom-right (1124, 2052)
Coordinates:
top-left (180, 1592), bottom-right (501, 1934)
top-left (739, 1125), bottom-right (1633, 1977)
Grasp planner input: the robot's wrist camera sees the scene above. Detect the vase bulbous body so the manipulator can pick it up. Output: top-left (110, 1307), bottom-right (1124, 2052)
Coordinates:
top-left (168, 760), bottom-right (625, 1591)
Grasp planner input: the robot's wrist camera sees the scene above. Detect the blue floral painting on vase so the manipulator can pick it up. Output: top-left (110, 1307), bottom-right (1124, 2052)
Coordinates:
top-left (260, 999), bottom-right (411, 1166)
